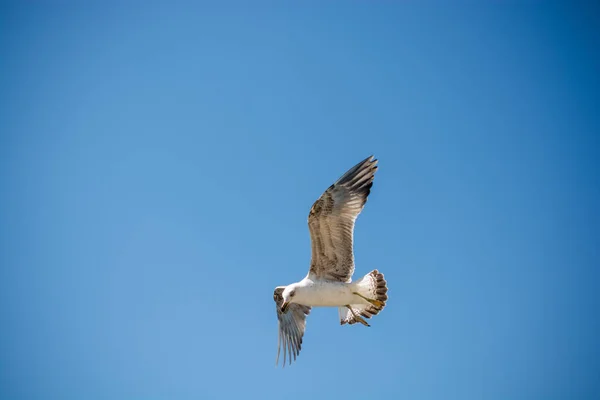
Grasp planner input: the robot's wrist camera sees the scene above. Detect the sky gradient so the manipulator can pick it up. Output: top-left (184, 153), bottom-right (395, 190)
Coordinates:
top-left (1, 2), bottom-right (599, 399)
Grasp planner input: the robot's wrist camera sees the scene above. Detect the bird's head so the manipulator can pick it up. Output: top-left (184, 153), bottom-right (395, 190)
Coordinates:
top-left (281, 285), bottom-right (298, 313)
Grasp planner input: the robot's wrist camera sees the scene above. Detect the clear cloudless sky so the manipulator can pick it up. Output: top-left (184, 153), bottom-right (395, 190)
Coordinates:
top-left (1, 1), bottom-right (599, 399)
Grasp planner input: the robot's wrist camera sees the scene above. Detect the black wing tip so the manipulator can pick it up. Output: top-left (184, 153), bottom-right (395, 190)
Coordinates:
top-left (362, 154), bottom-right (376, 163)
top-left (336, 156), bottom-right (378, 184)
top-left (341, 157), bottom-right (377, 193)
top-left (360, 155), bottom-right (378, 168)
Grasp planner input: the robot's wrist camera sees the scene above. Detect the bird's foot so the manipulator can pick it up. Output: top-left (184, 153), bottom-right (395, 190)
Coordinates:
top-left (346, 305), bottom-right (370, 327)
top-left (352, 292), bottom-right (385, 309)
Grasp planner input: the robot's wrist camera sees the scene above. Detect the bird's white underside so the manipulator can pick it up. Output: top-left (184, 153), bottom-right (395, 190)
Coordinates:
top-left (289, 277), bottom-right (370, 307)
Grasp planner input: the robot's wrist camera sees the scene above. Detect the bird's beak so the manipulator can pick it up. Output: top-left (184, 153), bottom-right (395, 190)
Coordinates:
top-left (281, 301), bottom-right (290, 313)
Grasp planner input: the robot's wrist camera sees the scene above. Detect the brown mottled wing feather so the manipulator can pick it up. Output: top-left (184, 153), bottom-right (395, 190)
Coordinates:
top-left (273, 287), bottom-right (311, 367)
top-left (308, 156), bottom-right (378, 282)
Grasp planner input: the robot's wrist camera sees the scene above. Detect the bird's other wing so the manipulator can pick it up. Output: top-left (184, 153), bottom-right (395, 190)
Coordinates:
top-left (273, 287), bottom-right (311, 367)
top-left (307, 155), bottom-right (378, 282)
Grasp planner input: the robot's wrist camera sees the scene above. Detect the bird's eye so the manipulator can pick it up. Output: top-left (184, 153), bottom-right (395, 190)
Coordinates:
top-left (290, 290), bottom-right (295, 297)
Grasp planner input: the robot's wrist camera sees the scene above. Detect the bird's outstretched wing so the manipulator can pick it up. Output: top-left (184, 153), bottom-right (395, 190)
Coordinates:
top-left (307, 156), bottom-right (378, 282)
top-left (273, 287), bottom-right (311, 367)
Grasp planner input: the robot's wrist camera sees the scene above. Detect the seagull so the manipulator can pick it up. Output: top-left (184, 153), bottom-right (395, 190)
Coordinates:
top-left (273, 155), bottom-right (388, 366)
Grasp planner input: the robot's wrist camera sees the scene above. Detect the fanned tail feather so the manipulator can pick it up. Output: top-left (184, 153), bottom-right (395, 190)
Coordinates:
top-left (339, 270), bottom-right (388, 325)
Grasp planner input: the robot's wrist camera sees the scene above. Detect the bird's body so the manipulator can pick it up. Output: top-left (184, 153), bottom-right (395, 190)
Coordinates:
top-left (273, 155), bottom-right (388, 366)
top-left (286, 278), bottom-right (363, 307)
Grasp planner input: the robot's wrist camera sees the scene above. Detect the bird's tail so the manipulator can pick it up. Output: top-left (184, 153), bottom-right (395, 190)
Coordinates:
top-left (339, 270), bottom-right (388, 326)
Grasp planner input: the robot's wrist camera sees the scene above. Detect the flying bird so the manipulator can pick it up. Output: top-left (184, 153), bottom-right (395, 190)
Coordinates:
top-left (273, 155), bottom-right (388, 366)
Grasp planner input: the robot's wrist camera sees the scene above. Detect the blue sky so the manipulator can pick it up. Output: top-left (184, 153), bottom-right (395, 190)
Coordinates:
top-left (1, 2), bottom-right (599, 399)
